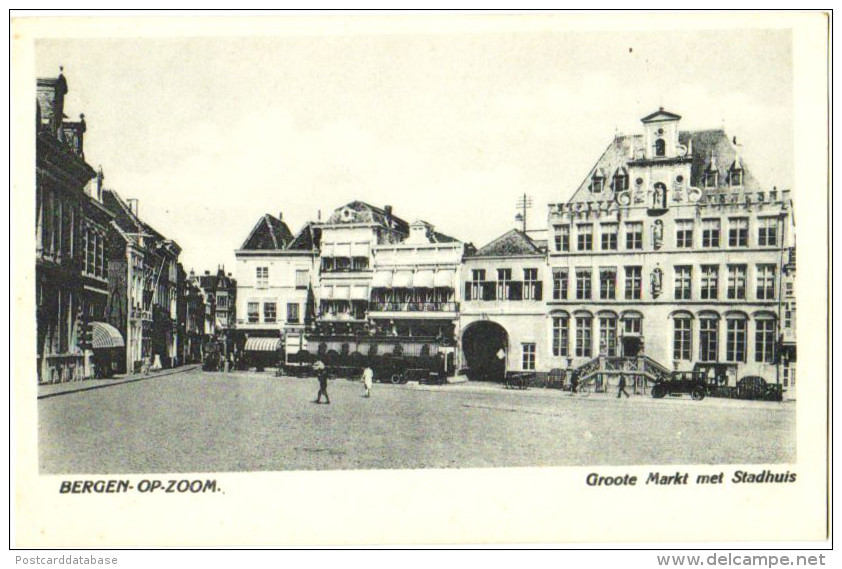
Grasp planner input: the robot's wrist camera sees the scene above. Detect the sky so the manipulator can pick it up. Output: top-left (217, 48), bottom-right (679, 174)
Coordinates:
top-left (35, 24), bottom-right (793, 274)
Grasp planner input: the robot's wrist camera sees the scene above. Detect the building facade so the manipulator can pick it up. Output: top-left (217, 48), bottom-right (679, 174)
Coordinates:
top-left (546, 108), bottom-right (794, 394)
top-left (368, 219), bottom-right (467, 367)
top-left (459, 229), bottom-right (547, 381)
top-left (104, 190), bottom-right (181, 373)
top-left (36, 70), bottom-right (119, 383)
top-left (234, 213), bottom-right (317, 364)
top-left (179, 267), bottom-right (206, 364)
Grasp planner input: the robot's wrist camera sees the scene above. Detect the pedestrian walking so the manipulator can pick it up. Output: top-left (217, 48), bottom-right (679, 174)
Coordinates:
top-left (313, 360), bottom-right (330, 404)
top-left (361, 365), bottom-right (374, 398)
top-left (617, 375), bottom-right (630, 399)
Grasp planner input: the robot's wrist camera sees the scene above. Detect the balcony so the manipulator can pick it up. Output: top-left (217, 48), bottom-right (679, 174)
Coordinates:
top-left (369, 301), bottom-right (460, 313)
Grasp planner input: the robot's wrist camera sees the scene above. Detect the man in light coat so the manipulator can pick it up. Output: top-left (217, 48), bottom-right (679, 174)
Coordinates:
top-left (361, 366), bottom-right (374, 398)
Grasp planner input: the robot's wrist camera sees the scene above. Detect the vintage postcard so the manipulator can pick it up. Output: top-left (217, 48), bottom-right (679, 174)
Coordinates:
top-left (11, 12), bottom-right (829, 547)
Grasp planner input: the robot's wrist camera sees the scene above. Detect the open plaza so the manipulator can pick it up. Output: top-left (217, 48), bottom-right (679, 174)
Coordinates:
top-left (38, 367), bottom-right (795, 474)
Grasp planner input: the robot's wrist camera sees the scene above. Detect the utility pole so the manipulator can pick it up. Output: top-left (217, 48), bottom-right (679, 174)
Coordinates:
top-left (515, 193), bottom-right (533, 233)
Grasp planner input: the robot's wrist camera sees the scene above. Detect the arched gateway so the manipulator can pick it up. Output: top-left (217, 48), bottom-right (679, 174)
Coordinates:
top-left (461, 321), bottom-right (509, 382)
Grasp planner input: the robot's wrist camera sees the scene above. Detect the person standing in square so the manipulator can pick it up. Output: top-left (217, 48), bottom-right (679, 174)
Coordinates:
top-left (314, 360), bottom-right (330, 404)
top-left (361, 365), bottom-right (374, 398)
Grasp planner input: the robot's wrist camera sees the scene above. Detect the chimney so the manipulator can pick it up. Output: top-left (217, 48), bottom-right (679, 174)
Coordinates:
top-left (384, 205), bottom-right (393, 218)
top-left (204, 270), bottom-right (210, 275)
top-left (317, 209), bottom-right (321, 221)
top-left (278, 211), bottom-right (283, 222)
top-left (126, 198), bottom-right (139, 217)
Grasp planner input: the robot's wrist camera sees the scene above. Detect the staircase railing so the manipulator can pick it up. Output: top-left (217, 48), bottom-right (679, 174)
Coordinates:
top-left (573, 355), bottom-right (672, 385)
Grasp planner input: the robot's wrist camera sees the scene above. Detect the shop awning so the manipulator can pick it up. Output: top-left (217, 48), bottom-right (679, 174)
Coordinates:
top-left (393, 271), bottom-right (413, 288)
top-left (371, 271), bottom-right (393, 288)
top-left (333, 286), bottom-right (350, 300)
top-left (91, 322), bottom-right (125, 349)
top-left (320, 285), bottom-right (333, 299)
top-left (351, 242), bottom-right (370, 257)
top-left (244, 337), bottom-right (282, 352)
top-left (351, 285), bottom-right (368, 300)
top-left (413, 270), bottom-right (435, 288)
top-left (433, 270), bottom-right (455, 288)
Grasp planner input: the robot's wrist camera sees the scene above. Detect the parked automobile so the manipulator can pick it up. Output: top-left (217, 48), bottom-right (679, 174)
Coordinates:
top-left (737, 375), bottom-right (783, 402)
top-left (651, 370), bottom-right (708, 401)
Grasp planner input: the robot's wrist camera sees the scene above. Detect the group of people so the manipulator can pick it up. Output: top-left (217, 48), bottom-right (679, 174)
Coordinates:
top-left (313, 360), bottom-right (374, 405)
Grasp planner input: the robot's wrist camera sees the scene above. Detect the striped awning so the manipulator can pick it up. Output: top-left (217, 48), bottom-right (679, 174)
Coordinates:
top-left (244, 337), bottom-right (282, 352)
top-left (351, 285), bottom-right (368, 300)
top-left (351, 242), bottom-right (370, 257)
top-left (434, 270), bottom-right (455, 288)
top-left (413, 270), bottom-right (435, 288)
top-left (393, 271), bottom-right (413, 288)
top-left (91, 322), bottom-right (125, 349)
top-left (371, 271), bottom-right (393, 288)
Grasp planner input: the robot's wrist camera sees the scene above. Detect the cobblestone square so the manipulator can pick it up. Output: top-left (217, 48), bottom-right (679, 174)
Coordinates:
top-left (38, 368), bottom-right (795, 474)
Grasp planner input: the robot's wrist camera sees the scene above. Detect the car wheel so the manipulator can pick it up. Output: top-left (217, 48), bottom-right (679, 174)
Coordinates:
top-left (390, 373), bottom-right (403, 385)
top-left (652, 385), bottom-right (666, 399)
top-left (691, 387), bottom-right (706, 401)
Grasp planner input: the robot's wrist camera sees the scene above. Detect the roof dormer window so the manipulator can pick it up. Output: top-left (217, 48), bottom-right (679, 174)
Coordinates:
top-left (704, 156), bottom-right (719, 188)
top-left (729, 159), bottom-right (744, 187)
top-left (591, 169), bottom-right (605, 193)
top-left (612, 168), bottom-right (628, 192)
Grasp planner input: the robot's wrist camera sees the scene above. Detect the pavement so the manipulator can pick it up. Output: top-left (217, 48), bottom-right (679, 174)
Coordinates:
top-left (37, 364), bottom-right (201, 399)
top-left (38, 366), bottom-right (796, 473)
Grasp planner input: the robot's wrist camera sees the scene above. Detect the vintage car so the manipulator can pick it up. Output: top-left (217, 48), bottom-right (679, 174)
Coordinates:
top-left (651, 370), bottom-right (708, 401)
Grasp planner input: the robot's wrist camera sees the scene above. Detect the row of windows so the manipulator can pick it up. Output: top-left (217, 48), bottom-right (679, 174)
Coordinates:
top-left (246, 301), bottom-right (300, 324)
top-left (321, 257), bottom-right (370, 272)
top-left (551, 314), bottom-right (641, 358)
top-left (673, 316), bottom-right (775, 363)
top-left (465, 268), bottom-right (543, 301)
top-left (674, 264), bottom-right (776, 301)
top-left (549, 314), bottom-right (776, 364)
top-left (553, 217), bottom-right (779, 253)
top-left (589, 164), bottom-right (743, 195)
top-left (551, 264), bottom-right (776, 301)
top-left (254, 267), bottom-right (310, 289)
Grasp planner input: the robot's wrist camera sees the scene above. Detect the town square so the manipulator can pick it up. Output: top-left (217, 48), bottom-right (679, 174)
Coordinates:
top-left (32, 26), bottom-right (799, 477)
top-left (16, 11), bottom-right (831, 551)
top-left (39, 366), bottom-right (794, 473)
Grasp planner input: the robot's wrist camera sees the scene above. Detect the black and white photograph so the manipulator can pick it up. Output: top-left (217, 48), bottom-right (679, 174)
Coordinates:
top-left (12, 11), bottom-right (829, 547)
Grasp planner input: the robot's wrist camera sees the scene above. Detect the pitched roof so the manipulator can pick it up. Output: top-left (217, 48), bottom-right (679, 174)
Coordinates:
top-left (239, 214), bottom-right (294, 251)
top-left (286, 222), bottom-right (321, 251)
top-left (641, 108), bottom-right (682, 122)
top-left (196, 268), bottom-right (235, 292)
top-left (471, 229), bottom-right (545, 257)
top-left (567, 129), bottom-right (761, 204)
top-left (325, 201), bottom-right (409, 234)
top-left (102, 189), bottom-right (179, 253)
